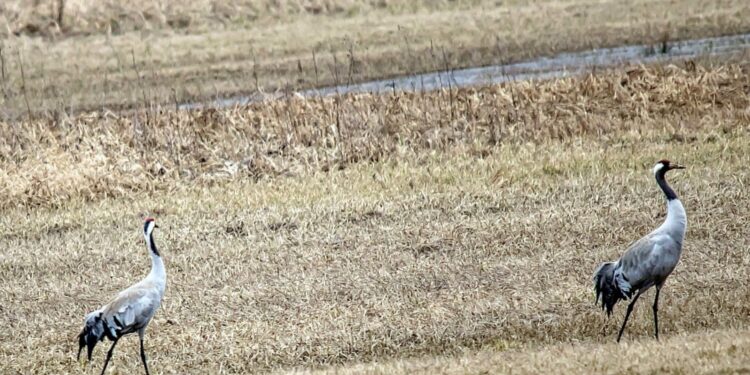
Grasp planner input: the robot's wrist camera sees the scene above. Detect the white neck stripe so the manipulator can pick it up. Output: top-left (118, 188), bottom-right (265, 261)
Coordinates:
top-left (653, 163), bottom-right (665, 176)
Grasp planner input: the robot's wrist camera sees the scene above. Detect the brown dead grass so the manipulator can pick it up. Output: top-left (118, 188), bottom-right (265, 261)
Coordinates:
top-left (0, 63), bottom-right (747, 210)
top-left (304, 328), bottom-right (750, 374)
top-left (0, 64), bottom-right (749, 374)
top-left (0, 0), bottom-right (470, 37)
top-left (1, 0), bottom-right (750, 119)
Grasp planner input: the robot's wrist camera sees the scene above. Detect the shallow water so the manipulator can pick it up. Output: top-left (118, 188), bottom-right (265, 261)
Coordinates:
top-left (181, 33), bottom-right (750, 110)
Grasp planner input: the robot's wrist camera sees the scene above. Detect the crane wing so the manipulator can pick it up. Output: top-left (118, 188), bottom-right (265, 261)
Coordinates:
top-left (616, 231), bottom-right (681, 294)
top-left (100, 283), bottom-right (161, 337)
top-left (619, 237), bottom-right (653, 272)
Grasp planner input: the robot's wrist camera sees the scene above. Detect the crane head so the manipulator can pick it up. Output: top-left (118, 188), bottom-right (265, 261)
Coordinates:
top-left (143, 217), bottom-right (159, 235)
top-left (653, 159), bottom-right (685, 175)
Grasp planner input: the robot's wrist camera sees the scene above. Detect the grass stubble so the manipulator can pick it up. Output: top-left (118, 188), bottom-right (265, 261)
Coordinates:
top-left (0, 62), bottom-right (749, 374)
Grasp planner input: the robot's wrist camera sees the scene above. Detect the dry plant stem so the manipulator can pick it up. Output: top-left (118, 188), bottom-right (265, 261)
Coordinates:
top-left (0, 47), bottom-right (7, 97)
top-left (312, 49), bottom-right (320, 87)
top-left (56, 0), bottom-right (65, 29)
top-left (131, 49), bottom-right (150, 125)
top-left (441, 46), bottom-right (455, 122)
top-left (15, 50), bottom-right (32, 120)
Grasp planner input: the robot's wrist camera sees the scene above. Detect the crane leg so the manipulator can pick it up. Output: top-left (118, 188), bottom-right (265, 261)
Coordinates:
top-left (139, 330), bottom-right (150, 375)
top-left (617, 293), bottom-right (641, 343)
top-left (100, 338), bottom-right (119, 375)
top-left (653, 287), bottom-right (661, 340)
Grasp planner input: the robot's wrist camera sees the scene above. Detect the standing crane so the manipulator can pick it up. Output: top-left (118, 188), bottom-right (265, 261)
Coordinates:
top-left (78, 217), bottom-right (167, 374)
top-left (594, 160), bottom-right (687, 342)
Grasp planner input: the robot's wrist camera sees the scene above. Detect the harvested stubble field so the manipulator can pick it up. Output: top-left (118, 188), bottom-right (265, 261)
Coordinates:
top-left (1, 64), bottom-right (750, 374)
top-left (1, 0), bottom-right (750, 119)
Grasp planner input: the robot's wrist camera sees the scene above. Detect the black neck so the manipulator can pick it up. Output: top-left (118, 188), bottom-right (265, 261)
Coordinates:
top-left (655, 169), bottom-right (678, 201)
top-left (147, 232), bottom-right (160, 257)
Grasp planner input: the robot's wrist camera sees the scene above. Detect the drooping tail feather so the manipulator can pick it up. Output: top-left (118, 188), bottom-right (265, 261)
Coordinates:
top-left (593, 262), bottom-right (624, 316)
top-left (77, 310), bottom-right (105, 361)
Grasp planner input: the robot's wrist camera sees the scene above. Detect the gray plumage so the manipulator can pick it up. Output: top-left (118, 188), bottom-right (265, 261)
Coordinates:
top-left (594, 160), bottom-right (687, 342)
top-left (78, 218), bottom-right (166, 374)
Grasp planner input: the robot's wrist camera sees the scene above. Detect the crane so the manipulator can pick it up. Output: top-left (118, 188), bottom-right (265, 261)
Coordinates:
top-left (594, 160), bottom-right (687, 342)
top-left (77, 217), bottom-right (167, 374)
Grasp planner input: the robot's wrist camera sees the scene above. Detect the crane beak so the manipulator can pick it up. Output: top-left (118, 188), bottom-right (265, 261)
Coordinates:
top-left (155, 224), bottom-right (160, 228)
top-left (672, 164), bottom-right (686, 170)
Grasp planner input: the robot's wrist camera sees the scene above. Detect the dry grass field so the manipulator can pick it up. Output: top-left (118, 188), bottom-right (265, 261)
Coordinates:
top-left (0, 63), bottom-right (749, 374)
top-left (1, 0), bottom-right (749, 119)
top-left (308, 328), bottom-right (750, 374)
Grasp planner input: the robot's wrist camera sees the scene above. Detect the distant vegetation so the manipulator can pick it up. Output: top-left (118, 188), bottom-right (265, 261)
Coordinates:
top-left (1, 0), bottom-right (749, 119)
